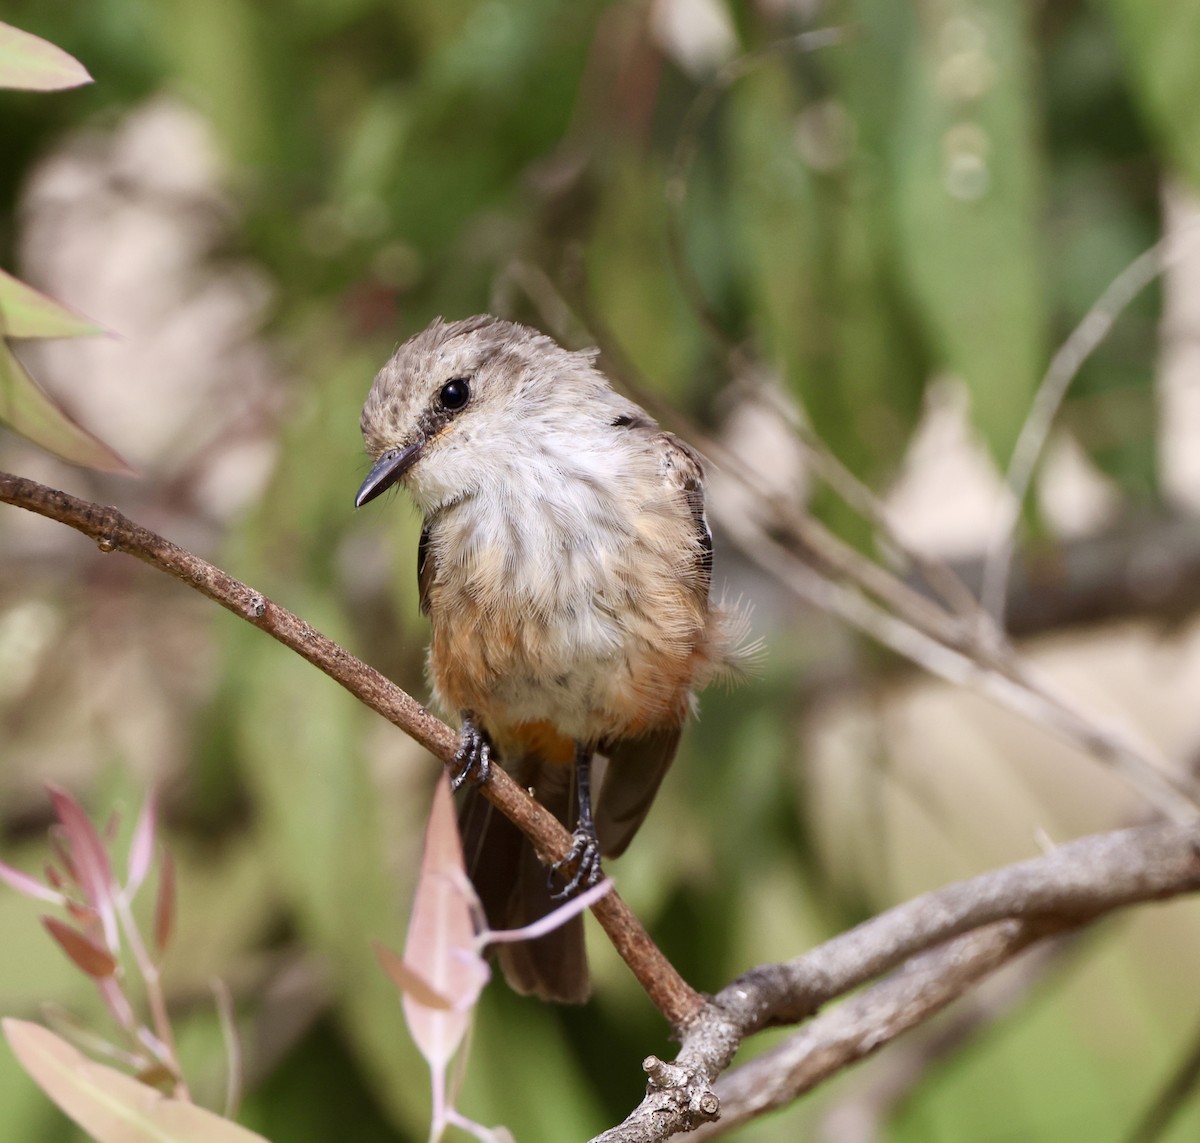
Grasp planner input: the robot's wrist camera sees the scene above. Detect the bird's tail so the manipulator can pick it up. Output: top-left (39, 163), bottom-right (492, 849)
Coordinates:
top-left (459, 775), bottom-right (589, 1004)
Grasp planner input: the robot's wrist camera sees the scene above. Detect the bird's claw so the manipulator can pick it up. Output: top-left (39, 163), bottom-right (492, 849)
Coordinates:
top-left (451, 721), bottom-right (493, 791)
top-left (550, 827), bottom-right (603, 900)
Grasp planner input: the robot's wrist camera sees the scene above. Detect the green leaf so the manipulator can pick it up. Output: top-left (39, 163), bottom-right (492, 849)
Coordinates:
top-left (0, 343), bottom-right (133, 474)
top-left (0, 270), bottom-right (104, 339)
top-left (892, 0), bottom-right (1045, 460)
top-left (2, 1019), bottom-right (270, 1143)
top-left (0, 22), bottom-right (91, 91)
top-left (1100, 0), bottom-right (1200, 189)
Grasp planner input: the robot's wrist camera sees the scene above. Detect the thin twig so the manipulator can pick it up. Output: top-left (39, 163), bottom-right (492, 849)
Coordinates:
top-left (113, 893), bottom-right (188, 1099)
top-left (0, 472), bottom-right (702, 1030)
top-left (982, 228), bottom-right (1200, 624)
top-left (749, 377), bottom-right (987, 624)
top-left (721, 498), bottom-right (1200, 818)
top-left (211, 978), bottom-right (242, 1120)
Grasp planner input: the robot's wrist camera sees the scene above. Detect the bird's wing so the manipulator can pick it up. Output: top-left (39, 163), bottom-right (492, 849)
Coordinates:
top-left (595, 724), bottom-right (683, 859)
top-left (595, 431), bottom-right (712, 858)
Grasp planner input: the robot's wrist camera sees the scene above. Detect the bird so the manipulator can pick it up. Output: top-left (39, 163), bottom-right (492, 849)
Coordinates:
top-left (354, 314), bottom-right (745, 1002)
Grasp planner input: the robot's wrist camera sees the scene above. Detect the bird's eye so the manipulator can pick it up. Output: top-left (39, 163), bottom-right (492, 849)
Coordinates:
top-left (438, 378), bottom-right (471, 411)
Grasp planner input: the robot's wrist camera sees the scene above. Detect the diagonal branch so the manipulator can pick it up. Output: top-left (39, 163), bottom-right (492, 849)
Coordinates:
top-left (0, 471), bottom-right (702, 1029)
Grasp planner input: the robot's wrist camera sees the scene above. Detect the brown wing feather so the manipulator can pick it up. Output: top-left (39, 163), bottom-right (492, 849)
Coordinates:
top-left (595, 725), bottom-right (682, 859)
top-left (459, 782), bottom-right (589, 1003)
top-left (594, 432), bottom-right (711, 858)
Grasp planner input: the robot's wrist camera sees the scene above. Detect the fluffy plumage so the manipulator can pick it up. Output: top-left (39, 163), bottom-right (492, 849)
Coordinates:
top-left (358, 315), bottom-right (743, 1001)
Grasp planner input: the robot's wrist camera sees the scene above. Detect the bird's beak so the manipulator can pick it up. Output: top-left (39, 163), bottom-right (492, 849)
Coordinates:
top-left (355, 442), bottom-right (423, 507)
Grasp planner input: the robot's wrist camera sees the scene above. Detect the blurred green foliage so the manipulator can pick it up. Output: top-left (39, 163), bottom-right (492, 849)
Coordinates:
top-left (3, 1), bottom-right (1200, 1141)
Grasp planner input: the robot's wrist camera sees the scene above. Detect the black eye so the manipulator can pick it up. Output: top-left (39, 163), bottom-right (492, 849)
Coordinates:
top-left (438, 378), bottom-right (470, 411)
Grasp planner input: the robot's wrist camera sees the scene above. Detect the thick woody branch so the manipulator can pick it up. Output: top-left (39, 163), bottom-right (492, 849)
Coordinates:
top-left (0, 472), bottom-right (702, 1029)
top-left (589, 821), bottom-right (1200, 1142)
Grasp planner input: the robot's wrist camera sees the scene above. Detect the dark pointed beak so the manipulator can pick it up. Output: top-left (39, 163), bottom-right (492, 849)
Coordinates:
top-left (355, 442), bottom-right (422, 507)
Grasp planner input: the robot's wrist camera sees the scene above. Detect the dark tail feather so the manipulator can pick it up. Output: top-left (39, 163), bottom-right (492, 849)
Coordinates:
top-left (459, 782), bottom-right (589, 1004)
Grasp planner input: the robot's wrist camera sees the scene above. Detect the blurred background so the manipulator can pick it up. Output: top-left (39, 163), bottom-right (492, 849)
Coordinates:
top-left (3, 1), bottom-right (1200, 1140)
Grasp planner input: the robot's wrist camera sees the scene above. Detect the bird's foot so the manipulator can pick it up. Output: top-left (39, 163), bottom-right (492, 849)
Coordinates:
top-left (551, 825), bottom-right (603, 899)
top-left (451, 717), bottom-right (493, 791)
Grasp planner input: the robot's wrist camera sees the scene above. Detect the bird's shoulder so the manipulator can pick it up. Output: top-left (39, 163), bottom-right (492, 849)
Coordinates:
top-left (649, 430), bottom-right (705, 495)
top-left (633, 428), bottom-right (713, 583)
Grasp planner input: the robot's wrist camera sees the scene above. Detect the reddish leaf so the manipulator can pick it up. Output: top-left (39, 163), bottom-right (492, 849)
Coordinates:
top-left (42, 917), bottom-right (117, 979)
top-left (64, 900), bottom-right (100, 930)
top-left (47, 785), bottom-right (118, 948)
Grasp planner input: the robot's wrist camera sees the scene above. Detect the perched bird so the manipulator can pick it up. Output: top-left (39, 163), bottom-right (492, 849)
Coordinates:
top-left (355, 315), bottom-right (744, 1002)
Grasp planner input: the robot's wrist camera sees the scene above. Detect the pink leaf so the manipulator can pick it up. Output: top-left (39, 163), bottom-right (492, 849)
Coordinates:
top-left (126, 792), bottom-right (158, 897)
top-left (47, 786), bottom-right (118, 949)
top-left (401, 776), bottom-right (488, 1071)
top-left (3, 1019), bottom-right (271, 1143)
top-left (0, 858), bottom-right (64, 905)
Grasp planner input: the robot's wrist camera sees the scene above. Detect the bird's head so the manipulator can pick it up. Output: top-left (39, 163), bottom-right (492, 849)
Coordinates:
top-left (355, 314), bottom-right (636, 515)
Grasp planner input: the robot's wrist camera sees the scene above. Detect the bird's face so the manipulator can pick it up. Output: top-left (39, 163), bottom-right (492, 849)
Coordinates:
top-left (356, 315), bottom-right (633, 516)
